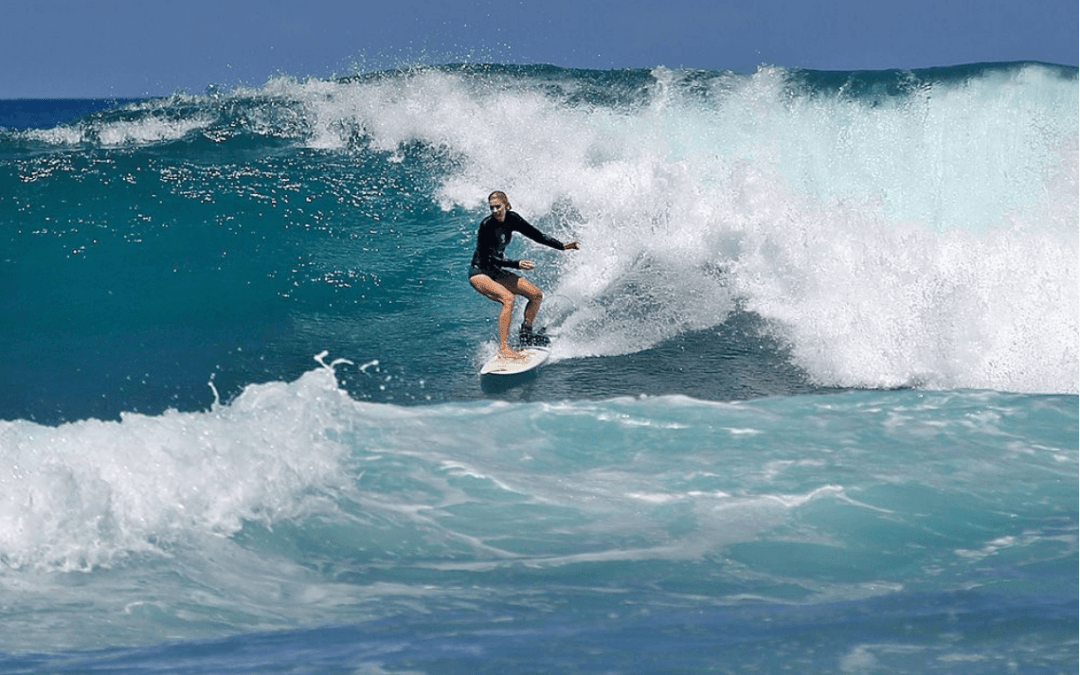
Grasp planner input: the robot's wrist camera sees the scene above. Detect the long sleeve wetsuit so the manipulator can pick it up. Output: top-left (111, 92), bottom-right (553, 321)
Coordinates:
top-left (469, 211), bottom-right (565, 278)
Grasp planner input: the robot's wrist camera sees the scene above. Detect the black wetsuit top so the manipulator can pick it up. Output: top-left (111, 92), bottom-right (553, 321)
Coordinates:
top-left (469, 211), bottom-right (564, 278)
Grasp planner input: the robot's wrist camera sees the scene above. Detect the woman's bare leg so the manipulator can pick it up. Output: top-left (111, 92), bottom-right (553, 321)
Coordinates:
top-left (470, 274), bottom-right (525, 358)
top-left (509, 276), bottom-right (544, 329)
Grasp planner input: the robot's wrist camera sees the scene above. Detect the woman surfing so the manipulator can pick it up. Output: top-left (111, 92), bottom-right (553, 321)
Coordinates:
top-left (468, 191), bottom-right (579, 359)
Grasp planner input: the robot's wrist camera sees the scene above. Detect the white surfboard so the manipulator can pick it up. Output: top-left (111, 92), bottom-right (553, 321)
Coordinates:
top-left (479, 348), bottom-right (550, 376)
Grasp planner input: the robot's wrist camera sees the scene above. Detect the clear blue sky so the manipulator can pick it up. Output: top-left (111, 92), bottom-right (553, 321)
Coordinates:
top-left (2, 0), bottom-right (1076, 98)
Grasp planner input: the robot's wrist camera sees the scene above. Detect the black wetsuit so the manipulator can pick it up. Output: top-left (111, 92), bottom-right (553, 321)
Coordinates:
top-left (468, 211), bottom-right (565, 279)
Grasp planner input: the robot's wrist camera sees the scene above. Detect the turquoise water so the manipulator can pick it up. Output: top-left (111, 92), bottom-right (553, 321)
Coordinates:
top-left (0, 62), bottom-right (1077, 673)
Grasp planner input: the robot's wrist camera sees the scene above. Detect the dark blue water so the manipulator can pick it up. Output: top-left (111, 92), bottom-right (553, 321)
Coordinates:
top-left (0, 99), bottom-right (145, 131)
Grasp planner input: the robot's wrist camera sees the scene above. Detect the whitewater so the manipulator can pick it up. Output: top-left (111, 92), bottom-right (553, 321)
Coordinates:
top-left (0, 62), bottom-right (1076, 673)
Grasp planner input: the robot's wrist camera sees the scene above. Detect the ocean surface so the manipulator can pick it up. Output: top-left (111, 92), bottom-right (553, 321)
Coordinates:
top-left (0, 62), bottom-right (1077, 673)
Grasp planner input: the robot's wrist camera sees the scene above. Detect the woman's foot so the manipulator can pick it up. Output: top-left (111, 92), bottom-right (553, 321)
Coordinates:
top-left (497, 347), bottom-right (527, 360)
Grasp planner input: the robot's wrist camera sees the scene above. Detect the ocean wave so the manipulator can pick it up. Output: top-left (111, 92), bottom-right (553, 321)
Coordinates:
top-left (1, 62), bottom-right (1076, 395)
top-left (0, 363), bottom-right (354, 572)
top-left (1, 354), bottom-right (1074, 575)
top-left (0, 358), bottom-right (1073, 652)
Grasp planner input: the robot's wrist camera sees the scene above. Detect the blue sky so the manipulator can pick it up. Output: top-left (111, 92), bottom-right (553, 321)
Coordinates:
top-left (2, 0), bottom-right (1076, 98)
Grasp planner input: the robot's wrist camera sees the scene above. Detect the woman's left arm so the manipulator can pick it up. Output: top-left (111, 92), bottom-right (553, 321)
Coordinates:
top-left (511, 213), bottom-right (570, 251)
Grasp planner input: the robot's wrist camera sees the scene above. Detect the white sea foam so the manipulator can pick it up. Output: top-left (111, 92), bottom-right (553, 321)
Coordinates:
top-left (360, 64), bottom-right (1074, 393)
top-left (0, 365), bottom-right (352, 572)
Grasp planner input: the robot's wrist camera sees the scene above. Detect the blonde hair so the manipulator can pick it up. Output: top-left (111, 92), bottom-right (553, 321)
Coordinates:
top-left (488, 191), bottom-right (510, 208)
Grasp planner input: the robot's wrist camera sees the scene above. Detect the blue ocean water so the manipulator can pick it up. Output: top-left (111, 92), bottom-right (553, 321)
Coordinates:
top-left (0, 62), bottom-right (1077, 673)
top-left (0, 99), bottom-right (144, 132)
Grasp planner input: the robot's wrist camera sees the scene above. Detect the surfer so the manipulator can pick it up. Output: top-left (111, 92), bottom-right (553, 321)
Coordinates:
top-left (469, 191), bottom-right (579, 358)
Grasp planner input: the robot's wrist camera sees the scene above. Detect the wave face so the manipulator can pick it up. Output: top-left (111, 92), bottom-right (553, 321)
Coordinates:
top-left (2, 63), bottom-right (1076, 415)
top-left (0, 62), bottom-right (1077, 672)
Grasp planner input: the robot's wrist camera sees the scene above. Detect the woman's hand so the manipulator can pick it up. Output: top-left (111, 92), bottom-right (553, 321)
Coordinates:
top-left (519, 260), bottom-right (535, 271)
top-left (563, 242), bottom-right (580, 250)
